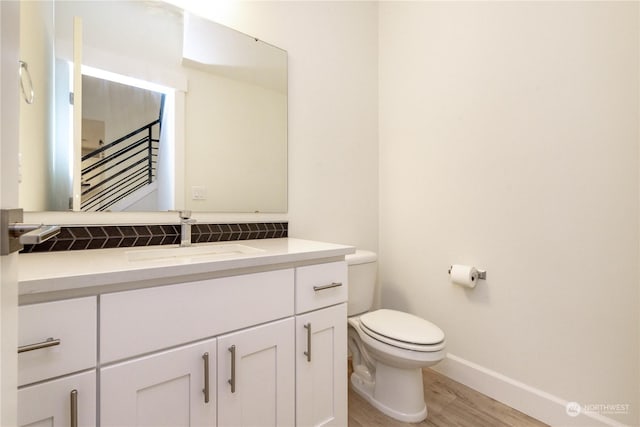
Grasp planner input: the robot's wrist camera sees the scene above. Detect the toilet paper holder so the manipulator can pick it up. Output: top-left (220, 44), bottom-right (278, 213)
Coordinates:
top-left (448, 265), bottom-right (487, 280)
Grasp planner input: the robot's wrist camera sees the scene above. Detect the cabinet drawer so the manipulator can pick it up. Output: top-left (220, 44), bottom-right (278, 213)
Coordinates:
top-left (101, 269), bottom-right (294, 363)
top-left (295, 262), bottom-right (347, 314)
top-left (18, 297), bottom-right (97, 386)
top-left (18, 370), bottom-right (96, 427)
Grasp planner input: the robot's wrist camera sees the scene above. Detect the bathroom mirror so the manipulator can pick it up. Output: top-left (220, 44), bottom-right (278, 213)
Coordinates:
top-left (18, 0), bottom-right (287, 213)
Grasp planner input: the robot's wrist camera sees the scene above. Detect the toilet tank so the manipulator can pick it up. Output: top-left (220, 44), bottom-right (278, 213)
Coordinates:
top-left (346, 250), bottom-right (377, 316)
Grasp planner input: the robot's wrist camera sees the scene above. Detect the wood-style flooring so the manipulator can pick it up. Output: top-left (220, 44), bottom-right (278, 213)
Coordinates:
top-left (348, 368), bottom-right (549, 427)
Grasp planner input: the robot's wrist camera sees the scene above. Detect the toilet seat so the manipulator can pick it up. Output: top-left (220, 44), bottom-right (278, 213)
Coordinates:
top-left (359, 309), bottom-right (445, 352)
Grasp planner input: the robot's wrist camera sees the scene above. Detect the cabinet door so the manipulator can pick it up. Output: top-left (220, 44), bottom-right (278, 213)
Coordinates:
top-left (217, 318), bottom-right (294, 427)
top-left (101, 339), bottom-right (216, 427)
top-left (296, 303), bottom-right (347, 427)
top-left (18, 370), bottom-right (96, 427)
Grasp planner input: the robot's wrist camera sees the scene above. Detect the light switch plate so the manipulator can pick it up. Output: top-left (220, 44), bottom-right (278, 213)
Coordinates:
top-left (192, 186), bottom-right (207, 200)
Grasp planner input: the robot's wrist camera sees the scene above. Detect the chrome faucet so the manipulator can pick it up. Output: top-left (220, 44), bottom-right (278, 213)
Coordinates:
top-left (178, 210), bottom-right (196, 247)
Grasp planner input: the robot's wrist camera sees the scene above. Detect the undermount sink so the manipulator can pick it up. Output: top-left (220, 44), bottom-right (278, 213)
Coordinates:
top-left (126, 243), bottom-right (265, 263)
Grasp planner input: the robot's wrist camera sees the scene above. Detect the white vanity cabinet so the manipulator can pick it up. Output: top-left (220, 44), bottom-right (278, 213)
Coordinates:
top-left (18, 238), bottom-right (354, 427)
top-left (294, 262), bottom-right (348, 427)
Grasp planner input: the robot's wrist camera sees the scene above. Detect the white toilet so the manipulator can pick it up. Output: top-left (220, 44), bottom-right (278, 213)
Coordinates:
top-left (347, 250), bottom-right (446, 423)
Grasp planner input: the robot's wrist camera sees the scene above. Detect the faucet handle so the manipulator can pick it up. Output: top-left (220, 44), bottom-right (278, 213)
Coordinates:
top-left (169, 209), bottom-right (192, 220)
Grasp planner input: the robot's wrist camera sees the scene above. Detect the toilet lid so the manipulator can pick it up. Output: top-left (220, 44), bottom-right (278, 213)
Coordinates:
top-left (360, 309), bottom-right (445, 345)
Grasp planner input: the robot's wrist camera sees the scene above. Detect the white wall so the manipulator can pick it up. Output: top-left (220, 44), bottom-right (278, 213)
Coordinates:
top-left (175, 0), bottom-right (379, 251)
top-left (184, 68), bottom-right (287, 213)
top-left (379, 2), bottom-right (639, 425)
top-left (18, 1), bottom-right (54, 211)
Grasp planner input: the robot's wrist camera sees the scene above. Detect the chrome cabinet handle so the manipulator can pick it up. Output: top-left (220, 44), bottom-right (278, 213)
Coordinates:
top-left (228, 345), bottom-right (236, 393)
top-left (70, 389), bottom-right (78, 427)
top-left (303, 323), bottom-right (312, 362)
top-left (202, 352), bottom-right (210, 403)
top-left (18, 337), bottom-right (60, 353)
top-left (313, 282), bottom-right (343, 292)
top-left (18, 60), bottom-right (34, 105)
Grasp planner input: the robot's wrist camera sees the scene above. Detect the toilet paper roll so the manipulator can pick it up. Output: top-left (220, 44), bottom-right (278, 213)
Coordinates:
top-left (450, 264), bottom-right (478, 288)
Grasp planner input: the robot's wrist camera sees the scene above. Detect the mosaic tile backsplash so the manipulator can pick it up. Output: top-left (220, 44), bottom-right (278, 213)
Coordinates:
top-left (20, 222), bottom-right (288, 253)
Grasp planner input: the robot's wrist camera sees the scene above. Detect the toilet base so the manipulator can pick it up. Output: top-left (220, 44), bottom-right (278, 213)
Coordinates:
top-left (350, 363), bottom-right (428, 423)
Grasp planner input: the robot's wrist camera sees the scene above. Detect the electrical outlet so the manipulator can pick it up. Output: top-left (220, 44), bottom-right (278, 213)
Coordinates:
top-left (192, 186), bottom-right (207, 200)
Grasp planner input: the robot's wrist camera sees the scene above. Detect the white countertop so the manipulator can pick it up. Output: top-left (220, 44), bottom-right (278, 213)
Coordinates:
top-left (19, 238), bottom-right (355, 297)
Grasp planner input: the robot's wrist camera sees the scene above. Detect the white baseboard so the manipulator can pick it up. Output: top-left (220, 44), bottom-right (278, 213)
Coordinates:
top-left (431, 354), bottom-right (628, 427)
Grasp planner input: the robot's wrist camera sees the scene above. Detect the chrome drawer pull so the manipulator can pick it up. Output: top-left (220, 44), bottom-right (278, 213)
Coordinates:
top-left (313, 282), bottom-right (343, 292)
top-left (202, 352), bottom-right (210, 403)
top-left (18, 337), bottom-right (61, 353)
top-left (70, 389), bottom-right (78, 427)
top-left (228, 345), bottom-right (236, 393)
top-left (303, 323), bottom-right (312, 362)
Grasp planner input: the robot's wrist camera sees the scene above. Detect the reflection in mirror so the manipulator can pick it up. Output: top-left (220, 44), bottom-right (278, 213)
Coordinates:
top-left (182, 12), bottom-right (287, 213)
top-left (81, 74), bottom-right (165, 211)
top-left (19, 0), bottom-right (287, 214)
